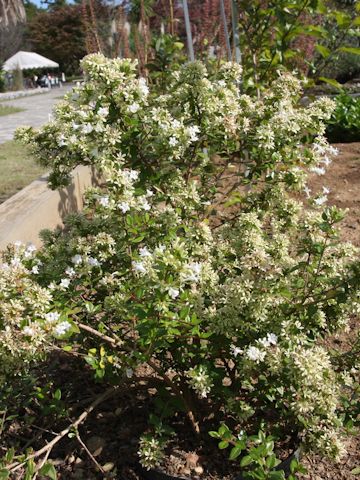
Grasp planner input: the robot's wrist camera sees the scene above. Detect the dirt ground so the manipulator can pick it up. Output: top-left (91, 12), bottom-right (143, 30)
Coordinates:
top-left (308, 142), bottom-right (360, 247)
top-left (300, 142), bottom-right (360, 480)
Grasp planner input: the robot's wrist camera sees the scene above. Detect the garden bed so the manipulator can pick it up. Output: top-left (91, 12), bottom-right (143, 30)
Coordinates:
top-left (2, 143), bottom-right (359, 480)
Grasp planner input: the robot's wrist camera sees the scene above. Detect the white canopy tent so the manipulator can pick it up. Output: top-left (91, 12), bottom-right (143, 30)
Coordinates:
top-left (3, 51), bottom-right (59, 71)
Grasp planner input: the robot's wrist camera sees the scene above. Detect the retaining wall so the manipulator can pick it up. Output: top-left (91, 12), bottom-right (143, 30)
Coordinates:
top-left (0, 166), bottom-right (99, 250)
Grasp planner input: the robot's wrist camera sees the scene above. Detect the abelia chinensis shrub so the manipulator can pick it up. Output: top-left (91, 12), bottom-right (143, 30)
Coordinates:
top-left (2, 54), bottom-right (360, 476)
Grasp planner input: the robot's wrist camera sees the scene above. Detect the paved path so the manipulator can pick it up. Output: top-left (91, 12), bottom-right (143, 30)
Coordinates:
top-left (0, 85), bottom-right (73, 144)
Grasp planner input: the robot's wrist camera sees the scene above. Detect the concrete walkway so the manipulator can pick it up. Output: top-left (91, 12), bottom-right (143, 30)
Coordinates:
top-left (0, 85), bottom-right (73, 144)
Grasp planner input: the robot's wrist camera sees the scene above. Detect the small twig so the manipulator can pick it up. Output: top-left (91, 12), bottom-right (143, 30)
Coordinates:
top-left (0, 409), bottom-right (7, 436)
top-left (75, 429), bottom-right (105, 474)
top-left (33, 448), bottom-right (51, 480)
top-left (7, 386), bottom-right (118, 473)
top-left (77, 323), bottom-right (201, 435)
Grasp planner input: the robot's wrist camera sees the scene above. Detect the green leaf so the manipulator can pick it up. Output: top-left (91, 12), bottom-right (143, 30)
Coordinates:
top-left (240, 455), bottom-right (253, 467)
top-left (351, 467), bottom-right (360, 475)
top-left (39, 462), bottom-right (57, 480)
top-left (209, 431), bottom-right (220, 439)
top-left (53, 389), bottom-right (61, 401)
top-left (229, 444), bottom-right (244, 460)
top-left (315, 44), bottom-right (331, 58)
top-left (318, 77), bottom-right (343, 90)
top-left (0, 470), bottom-right (10, 480)
top-left (266, 454), bottom-right (277, 469)
top-left (218, 440), bottom-right (229, 449)
top-left (268, 471), bottom-right (285, 480)
top-left (339, 47), bottom-right (360, 56)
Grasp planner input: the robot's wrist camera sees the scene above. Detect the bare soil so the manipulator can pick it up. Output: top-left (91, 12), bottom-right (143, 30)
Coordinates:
top-left (299, 142), bottom-right (360, 480)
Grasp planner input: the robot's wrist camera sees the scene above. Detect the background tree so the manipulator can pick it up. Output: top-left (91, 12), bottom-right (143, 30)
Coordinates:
top-left (27, 3), bottom-right (87, 75)
top-left (0, 0), bottom-right (27, 62)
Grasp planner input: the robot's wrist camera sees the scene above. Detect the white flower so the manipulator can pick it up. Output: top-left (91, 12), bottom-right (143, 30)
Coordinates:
top-left (45, 311), bottom-right (61, 323)
top-left (132, 261), bottom-right (147, 274)
top-left (10, 257), bottom-right (22, 268)
top-left (310, 166), bottom-right (326, 176)
top-left (303, 185), bottom-right (311, 198)
top-left (139, 198), bottom-right (151, 211)
top-left (65, 266), bottom-right (76, 277)
top-left (139, 247), bottom-right (152, 258)
top-left (157, 244), bottom-right (166, 253)
top-left (126, 368), bottom-right (134, 378)
top-left (321, 156), bottom-right (332, 167)
top-left (23, 325), bottom-right (36, 337)
top-left (322, 186), bottom-right (330, 195)
top-left (246, 346), bottom-right (266, 362)
top-left (118, 202), bottom-right (130, 213)
top-left (328, 146), bottom-right (339, 156)
top-left (87, 257), bottom-right (100, 267)
top-left (128, 170), bottom-right (139, 181)
top-left (189, 262), bottom-right (202, 275)
top-left (14, 240), bottom-right (23, 249)
top-left (82, 123), bottom-right (93, 134)
top-left (98, 106), bottom-right (109, 117)
top-left (168, 287), bottom-right (180, 299)
top-left (314, 195), bottom-right (328, 206)
top-left (230, 344), bottom-right (243, 357)
top-left (187, 125), bottom-right (200, 142)
top-left (60, 278), bottom-right (70, 289)
top-left (128, 102), bottom-right (140, 113)
top-left (53, 321), bottom-right (72, 336)
top-left (267, 333), bottom-right (278, 345)
top-left (313, 143), bottom-right (326, 155)
top-left (169, 136), bottom-right (178, 147)
top-left (25, 243), bottom-right (37, 258)
top-left (184, 262), bottom-right (202, 282)
top-left (58, 135), bottom-right (67, 147)
top-left (99, 196), bottom-right (110, 207)
top-left (146, 189), bottom-right (154, 197)
top-left (138, 78), bottom-right (149, 97)
top-left (31, 265), bottom-right (39, 274)
top-left (72, 254), bottom-right (83, 266)
top-left (259, 333), bottom-right (278, 347)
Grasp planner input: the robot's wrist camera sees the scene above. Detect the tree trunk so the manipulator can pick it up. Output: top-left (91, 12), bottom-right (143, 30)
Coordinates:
top-left (0, 0), bottom-right (26, 61)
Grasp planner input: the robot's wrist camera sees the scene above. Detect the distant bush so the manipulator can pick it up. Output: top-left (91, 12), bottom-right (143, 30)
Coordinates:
top-left (0, 64), bottom-right (5, 93)
top-left (326, 93), bottom-right (360, 142)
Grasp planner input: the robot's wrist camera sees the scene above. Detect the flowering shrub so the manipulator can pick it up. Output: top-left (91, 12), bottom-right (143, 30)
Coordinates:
top-left (2, 54), bottom-right (360, 476)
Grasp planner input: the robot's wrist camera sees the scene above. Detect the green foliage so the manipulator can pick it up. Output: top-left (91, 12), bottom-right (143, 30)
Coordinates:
top-left (209, 427), bottom-right (307, 479)
top-left (236, 0), bottom-right (360, 92)
top-left (0, 64), bottom-right (5, 93)
top-left (1, 55), bottom-right (360, 477)
top-left (146, 34), bottom-right (186, 88)
top-left (326, 93), bottom-right (360, 142)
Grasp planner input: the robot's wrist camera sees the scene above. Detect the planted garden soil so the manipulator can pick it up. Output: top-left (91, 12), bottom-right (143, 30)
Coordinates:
top-left (298, 142), bottom-right (360, 479)
top-left (4, 144), bottom-right (360, 480)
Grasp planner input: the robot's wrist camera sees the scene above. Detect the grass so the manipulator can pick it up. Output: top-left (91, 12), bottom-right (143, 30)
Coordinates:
top-left (0, 141), bottom-right (46, 204)
top-left (0, 104), bottom-right (25, 116)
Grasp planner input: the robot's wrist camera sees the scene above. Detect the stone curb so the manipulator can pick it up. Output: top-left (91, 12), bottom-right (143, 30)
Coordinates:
top-left (0, 166), bottom-right (99, 250)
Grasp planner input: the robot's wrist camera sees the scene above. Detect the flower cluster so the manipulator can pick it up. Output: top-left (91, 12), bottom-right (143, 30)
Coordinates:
top-left (4, 54), bottom-right (360, 469)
